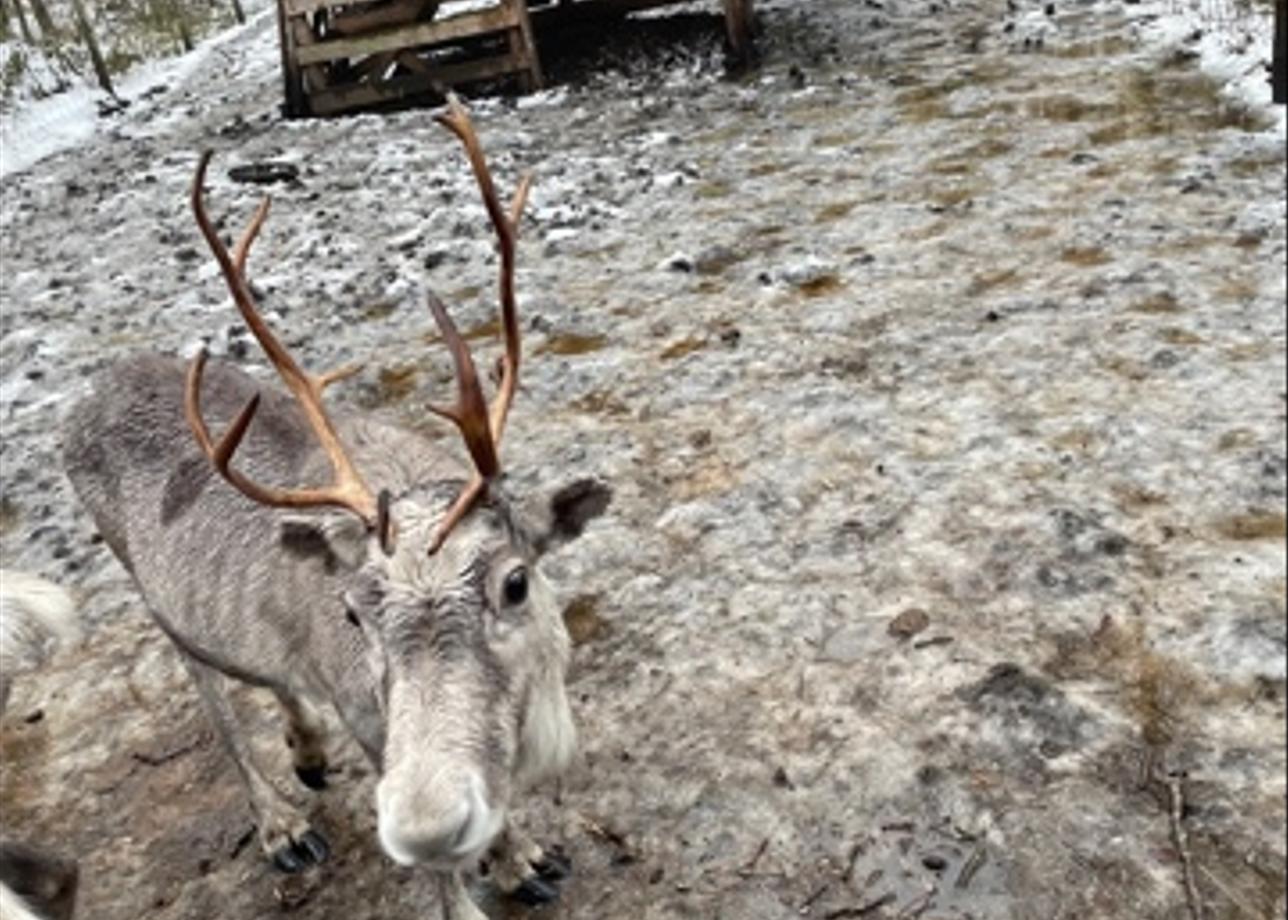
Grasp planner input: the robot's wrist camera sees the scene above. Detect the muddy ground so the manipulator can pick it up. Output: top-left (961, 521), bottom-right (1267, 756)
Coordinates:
top-left (1, 0), bottom-right (1285, 917)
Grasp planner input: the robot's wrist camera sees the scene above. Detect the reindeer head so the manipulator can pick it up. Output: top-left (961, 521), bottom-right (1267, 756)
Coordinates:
top-left (185, 95), bottom-right (609, 869)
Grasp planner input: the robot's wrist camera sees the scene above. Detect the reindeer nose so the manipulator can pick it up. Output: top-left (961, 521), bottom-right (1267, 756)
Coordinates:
top-left (376, 770), bottom-right (502, 867)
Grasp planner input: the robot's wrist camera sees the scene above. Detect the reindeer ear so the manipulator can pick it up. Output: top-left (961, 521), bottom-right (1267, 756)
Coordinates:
top-left (532, 478), bottom-right (612, 556)
top-left (279, 512), bottom-right (370, 571)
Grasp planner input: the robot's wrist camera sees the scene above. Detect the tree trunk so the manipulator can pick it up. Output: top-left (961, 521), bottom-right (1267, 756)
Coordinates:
top-left (6, 0), bottom-right (36, 42)
top-left (26, 0), bottom-right (55, 38)
top-left (1274, 0), bottom-right (1285, 105)
top-left (68, 0), bottom-right (114, 95)
top-left (168, 0), bottom-right (193, 52)
top-left (230, 0), bottom-right (245, 25)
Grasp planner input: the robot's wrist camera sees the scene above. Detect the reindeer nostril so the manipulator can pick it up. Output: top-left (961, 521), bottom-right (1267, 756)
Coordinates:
top-left (376, 772), bottom-right (501, 866)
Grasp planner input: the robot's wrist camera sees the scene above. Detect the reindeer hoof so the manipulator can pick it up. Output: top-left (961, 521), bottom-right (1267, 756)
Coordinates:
top-left (272, 847), bottom-right (308, 874)
top-left (296, 830), bottom-right (331, 865)
top-left (509, 875), bottom-right (559, 906)
top-left (533, 848), bottom-right (571, 882)
top-left (272, 831), bottom-right (330, 874)
top-left (295, 765), bottom-right (328, 790)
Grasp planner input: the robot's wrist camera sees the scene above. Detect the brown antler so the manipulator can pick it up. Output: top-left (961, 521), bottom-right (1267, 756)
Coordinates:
top-left (434, 92), bottom-right (530, 447)
top-left (424, 93), bottom-right (532, 554)
top-left (185, 151), bottom-right (378, 527)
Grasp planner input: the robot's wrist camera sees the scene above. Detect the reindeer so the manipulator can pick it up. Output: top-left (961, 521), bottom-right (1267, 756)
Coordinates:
top-left (1, 570), bottom-right (82, 920)
top-left (62, 96), bottom-right (610, 918)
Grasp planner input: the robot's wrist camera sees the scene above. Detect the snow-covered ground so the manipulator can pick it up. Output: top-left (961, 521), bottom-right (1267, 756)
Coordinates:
top-left (1, 0), bottom-right (1285, 918)
top-left (0, 0), bottom-right (1278, 180)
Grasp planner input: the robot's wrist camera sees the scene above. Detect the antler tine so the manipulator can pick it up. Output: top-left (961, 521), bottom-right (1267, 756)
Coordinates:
top-left (186, 151), bottom-right (378, 525)
top-left (435, 93), bottom-right (527, 449)
top-left (426, 475), bottom-right (488, 556)
top-left (227, 193), bottom-right (362, 392)
top-left (232, 195), bottom-right (270, 276)
top-left (425, 291), bottom-right (499, 479)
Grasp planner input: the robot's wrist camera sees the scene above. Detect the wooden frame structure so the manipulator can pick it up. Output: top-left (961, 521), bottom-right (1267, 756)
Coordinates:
top-left (276, 0), bottom-right (754, 117)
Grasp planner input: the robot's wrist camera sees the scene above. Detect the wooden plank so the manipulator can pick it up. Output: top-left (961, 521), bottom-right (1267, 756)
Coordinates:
top-left (294, 5), bottom-right (520, 66)
top-left (330, 0), bottom-right (438, 37)
top-left (309, 52), bottom-right (523, 115)
top-left (288, 15), bottom-right (329, 95)
top-left (284, 0), bottom-right (362, 19)
top-left (508, 0), bottom-right (543, 90)
top-left (289, 16), bottom-right (317, 51)
top-left (277, 1), bottom-right (306, 116)
top-left (528, 0), bottom-right (691, 29)
top-left (353, 48), bottom-right (400, 80)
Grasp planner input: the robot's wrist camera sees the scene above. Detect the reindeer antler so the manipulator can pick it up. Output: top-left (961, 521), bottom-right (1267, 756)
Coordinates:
top-left (185, 151), bottom-right (378, 528)
top-left (424, 93), bottom-right (531, 554)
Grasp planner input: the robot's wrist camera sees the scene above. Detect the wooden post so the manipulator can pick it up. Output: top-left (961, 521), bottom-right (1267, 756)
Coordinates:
top-left (508, 0), bottom-right (543, 92)
top-left (723, 0), bottom-right (754, 66)
top-left (1274, 0), bottom-right (1285, 105)
top-left (277, 0), bottom-right (306, 116)
top-left (67, 0), bottom-right (113, 94)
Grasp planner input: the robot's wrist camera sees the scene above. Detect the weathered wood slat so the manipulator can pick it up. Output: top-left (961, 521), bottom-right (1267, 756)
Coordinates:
top-left (284, 0), bottom-right (360, 19)
top-left (527, 0), bottom-right (701, 28)
top-left (511, 0), bottom-right (542, 90)
top-left (308, 52), bottom-right (522, 115)
top-left (723, 0), bottom-right (753, 62)
top-left (353, 48), bottom-right (400, 79)
top-left (276, 0), bottom-right (305, 116)
top-left (330, 0), bottom-right (439, 37)
top-left (294, 5), bottom-right (520, 65)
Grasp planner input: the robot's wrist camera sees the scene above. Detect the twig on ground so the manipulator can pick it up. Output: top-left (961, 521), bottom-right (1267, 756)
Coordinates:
top-left (954, 844), bottom-right (987, 890)
top-left (736, 837), bottom-right (770, 878)
top-left (799, 882), bottom-right (830, 911)
top-left (1161, 769), bottom-right (1204, 920)
top-left (131, 736), bottom-right (200, 766)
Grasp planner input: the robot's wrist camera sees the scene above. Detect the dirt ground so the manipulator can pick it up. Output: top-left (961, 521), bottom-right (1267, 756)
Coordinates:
top-left (1, 0), bottom-right (1285, 917)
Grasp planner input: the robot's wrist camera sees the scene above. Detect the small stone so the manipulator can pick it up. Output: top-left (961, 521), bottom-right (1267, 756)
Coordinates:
top-left (662, 252), bottom-right (694, 273)
top-left (888, 608), bottom-right (930, 640)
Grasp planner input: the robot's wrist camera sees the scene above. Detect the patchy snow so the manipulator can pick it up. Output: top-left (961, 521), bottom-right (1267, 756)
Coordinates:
top-left (0, 0), bottom-right (1285, 918)
top-left (0, 0), bottom-right (274, 179)
top-left (1135, 0), bottom-right (1285, 131)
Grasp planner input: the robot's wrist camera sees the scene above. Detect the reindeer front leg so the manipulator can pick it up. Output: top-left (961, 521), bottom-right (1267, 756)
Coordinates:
top-left (180, 658), bottom-right (330, 873)
top-left (440, 871), bottom-right (488, 920)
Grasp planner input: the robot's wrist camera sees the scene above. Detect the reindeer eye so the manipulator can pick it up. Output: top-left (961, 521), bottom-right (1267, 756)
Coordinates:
top-left (503, 567), bottom-right (529, 606)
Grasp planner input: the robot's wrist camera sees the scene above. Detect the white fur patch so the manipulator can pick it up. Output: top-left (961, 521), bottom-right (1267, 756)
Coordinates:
top-left (517, 675), bottom-right (577, 787)
top-left (0, 571), bottom-right (79, 711)
top-left (0, 880), bottom-right (52, 920)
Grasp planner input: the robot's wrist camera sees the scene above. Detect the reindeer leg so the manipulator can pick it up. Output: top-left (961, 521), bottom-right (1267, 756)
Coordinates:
top-left (488, 819), bottom-right (569, 906)
top-left (440, 870), bottom-right (488, 920)
top-left (180, 658), bottom-right (329, 873)
top-left (273, 689), bottom-right (330, 790)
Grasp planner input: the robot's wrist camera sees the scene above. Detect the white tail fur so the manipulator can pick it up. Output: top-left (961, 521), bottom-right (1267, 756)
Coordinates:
top-left (0, 570), bottom-right (79, 714)
top-left (0, 571), bottom-right (80, 920)
top-left (0, 880), bottom-right (53, 920)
